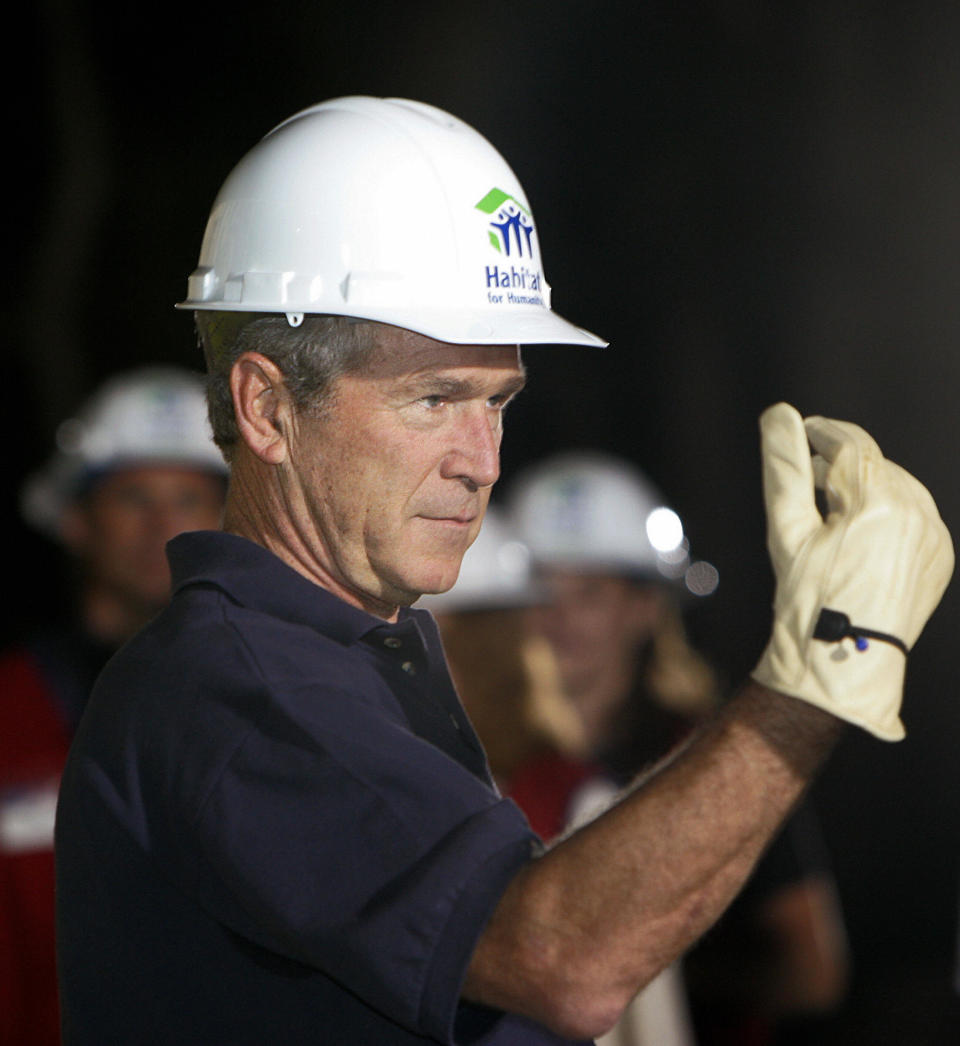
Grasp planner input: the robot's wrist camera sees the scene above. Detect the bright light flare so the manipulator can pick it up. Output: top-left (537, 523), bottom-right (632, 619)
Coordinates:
top-left (646, 507), bottom-right (684, 553)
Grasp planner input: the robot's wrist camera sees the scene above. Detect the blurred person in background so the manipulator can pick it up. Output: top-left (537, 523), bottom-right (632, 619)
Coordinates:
top-left (421, 502), bottom-right (698, 1046)
top-left (508, 452), bottom-right (849, 1045)
top-left (418, 504), bottom-right (589, 801)
top-left (0, 367), bottom-right (227, 1046)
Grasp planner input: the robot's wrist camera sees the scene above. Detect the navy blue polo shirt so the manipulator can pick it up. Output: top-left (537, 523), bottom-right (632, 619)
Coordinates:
top-left (55, 531), bottom-right (590, 1045)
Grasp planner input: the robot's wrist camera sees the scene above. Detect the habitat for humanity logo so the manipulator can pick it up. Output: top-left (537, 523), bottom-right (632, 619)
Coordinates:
top-left (475, 187), bottom-right (544, 306)
top-left (476, 188), bottom-right (535, 257)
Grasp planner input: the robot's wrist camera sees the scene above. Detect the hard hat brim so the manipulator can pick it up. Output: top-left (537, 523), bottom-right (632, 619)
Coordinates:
top-left (177, 300), bottom-right (607, 348)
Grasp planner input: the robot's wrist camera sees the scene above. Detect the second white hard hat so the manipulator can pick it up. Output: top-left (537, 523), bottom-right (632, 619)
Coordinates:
top-left (179, 96), bottom-right (606, 349)
top-left (21, 367), bottom-right (227, 538)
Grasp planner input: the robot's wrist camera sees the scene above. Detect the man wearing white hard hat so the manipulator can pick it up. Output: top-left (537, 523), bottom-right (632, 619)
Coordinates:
top-left (509, 452), bottom-right (721, 772)
top-left (1, 367), bottom-right (226, 1046)
top-left (55, 97), bottom-right (952, 1046)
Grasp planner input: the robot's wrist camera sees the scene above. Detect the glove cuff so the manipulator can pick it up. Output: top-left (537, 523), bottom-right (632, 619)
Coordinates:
top-left (752, 624), bottom-right (907, 742)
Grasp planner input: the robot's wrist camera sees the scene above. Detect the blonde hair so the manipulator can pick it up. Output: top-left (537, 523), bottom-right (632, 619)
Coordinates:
top-left (643, 600), bottom-right (721, 718)
top-left (436, 609), bottom-right (587, 784)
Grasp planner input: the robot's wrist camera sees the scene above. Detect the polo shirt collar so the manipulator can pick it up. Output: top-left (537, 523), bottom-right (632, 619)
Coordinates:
top-left (167, 531), bottom-right (423, 646)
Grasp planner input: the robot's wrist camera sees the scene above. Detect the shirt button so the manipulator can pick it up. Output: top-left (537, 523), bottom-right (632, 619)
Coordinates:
top-left (383, 637), bottom-right (402, 649)
top-left (401, 661), bottom-right (416, 675)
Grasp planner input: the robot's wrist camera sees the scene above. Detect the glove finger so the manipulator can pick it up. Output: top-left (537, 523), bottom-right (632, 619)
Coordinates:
top-left (803, 416), bottom-right (882, 462)
top-left (804, 415), bottom-right (883, 516)
top-left (810, 453), bottom-right (854, 522)
top-left (759, 403), bottom-right (822, 560)
top-left (811, 454), bottom-right (828, 489)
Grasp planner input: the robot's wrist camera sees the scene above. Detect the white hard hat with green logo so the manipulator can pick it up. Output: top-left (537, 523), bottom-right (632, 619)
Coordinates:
top-left (178, 96), bottom-right (606, 348)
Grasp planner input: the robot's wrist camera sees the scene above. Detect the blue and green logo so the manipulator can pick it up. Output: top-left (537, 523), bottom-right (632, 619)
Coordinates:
top-left (475, 188), bottom-right (535, 258)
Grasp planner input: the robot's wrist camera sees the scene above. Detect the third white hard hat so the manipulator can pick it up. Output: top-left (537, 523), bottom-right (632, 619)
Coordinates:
top-left (507, 452), bottom-right (695, 582)
top-left (417, 505), bottom-right (540, 613)
top-left (179, 96), bottom-right (606, 348)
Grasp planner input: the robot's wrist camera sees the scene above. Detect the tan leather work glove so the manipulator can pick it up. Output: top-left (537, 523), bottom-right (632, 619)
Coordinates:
top-left (751, 403), bottom-right (954, 740)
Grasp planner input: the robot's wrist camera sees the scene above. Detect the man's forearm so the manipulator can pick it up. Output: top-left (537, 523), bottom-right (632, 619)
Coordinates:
top-left (464, 681), bottom-right (843, 1039)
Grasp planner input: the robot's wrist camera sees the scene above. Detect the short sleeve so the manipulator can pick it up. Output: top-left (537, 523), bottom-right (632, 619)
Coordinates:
top-left (164, 677), bottom-right (539, 1043)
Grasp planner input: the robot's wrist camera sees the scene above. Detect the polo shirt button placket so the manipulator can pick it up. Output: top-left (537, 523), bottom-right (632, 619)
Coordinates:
top-left (378, 634), bottom-right (417, 674)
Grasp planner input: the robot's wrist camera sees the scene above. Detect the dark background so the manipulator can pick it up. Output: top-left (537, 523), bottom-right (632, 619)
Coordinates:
top-left (6, 2), bottom-right (960, 1040)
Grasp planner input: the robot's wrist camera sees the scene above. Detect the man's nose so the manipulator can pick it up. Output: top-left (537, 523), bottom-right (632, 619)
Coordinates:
top-left (440, 408), bottom-right (502, 491)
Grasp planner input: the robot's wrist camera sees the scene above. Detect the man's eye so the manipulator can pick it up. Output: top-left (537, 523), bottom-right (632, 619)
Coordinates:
top-left (109, 489), bottom-right (152, 509)
top-left (420, 395), bottom-right (445, 408)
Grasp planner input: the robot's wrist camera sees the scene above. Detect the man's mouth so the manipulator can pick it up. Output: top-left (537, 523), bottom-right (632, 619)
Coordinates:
top-left (417, 505), bottom-right (479, 525)
top-left (421, 514), bottom-right (475, 525)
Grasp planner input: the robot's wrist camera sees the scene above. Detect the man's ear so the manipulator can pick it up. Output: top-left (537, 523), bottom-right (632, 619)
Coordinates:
top-left (230, 352), bottom-right (291, 465)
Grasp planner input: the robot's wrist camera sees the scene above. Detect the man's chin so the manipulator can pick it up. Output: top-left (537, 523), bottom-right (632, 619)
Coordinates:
top-left (395, 566), bottom-right (464, 606)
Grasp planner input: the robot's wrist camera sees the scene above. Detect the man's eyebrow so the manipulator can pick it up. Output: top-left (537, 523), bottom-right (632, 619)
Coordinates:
top-left (399, 369), bottom-right (527, 399)
top-left (500, 370), bottom-right (528, 398)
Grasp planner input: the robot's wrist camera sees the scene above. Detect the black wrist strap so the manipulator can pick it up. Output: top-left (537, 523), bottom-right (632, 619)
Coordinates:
top-left (813, 608), bottom-right (908, 656)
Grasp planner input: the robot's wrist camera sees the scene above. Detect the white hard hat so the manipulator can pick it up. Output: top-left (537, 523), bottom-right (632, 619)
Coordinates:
top-left (418, 505), bottom-right (541, 613)
top-left (178, 96), bottom-right (606, 349)
top-left (508, 452), bottom-right (719, 595)
top-left (21, 366), bottom-right (227, 537)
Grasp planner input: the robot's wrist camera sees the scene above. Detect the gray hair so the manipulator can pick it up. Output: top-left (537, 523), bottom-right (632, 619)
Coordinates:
top-left (194, 313), bottom-right (376, 461)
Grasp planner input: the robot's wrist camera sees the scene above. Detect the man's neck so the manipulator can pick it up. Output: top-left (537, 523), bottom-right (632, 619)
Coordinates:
top-left (222, 463), bottom-right (402, 623)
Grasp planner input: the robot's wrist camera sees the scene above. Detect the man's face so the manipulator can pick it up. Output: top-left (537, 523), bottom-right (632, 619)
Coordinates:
top-left (281, 328), bottom-right (525, 617)
top-left (525, 570), bottom-right (664, 697)
top-left (63, 466), bottom-right (226, 612)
